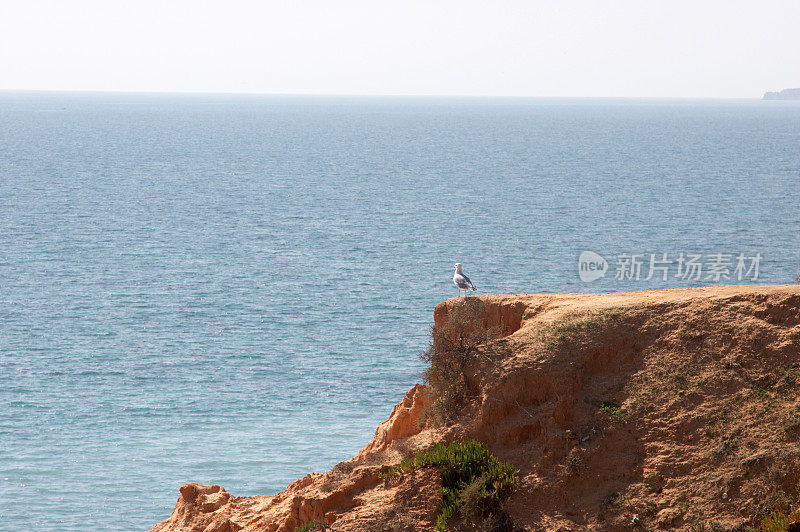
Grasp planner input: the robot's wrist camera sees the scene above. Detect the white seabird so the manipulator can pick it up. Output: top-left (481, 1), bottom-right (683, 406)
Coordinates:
top-left (453, 263), bottom-right (477, 297)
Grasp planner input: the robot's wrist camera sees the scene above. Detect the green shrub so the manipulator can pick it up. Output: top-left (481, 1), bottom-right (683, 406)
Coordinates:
top-left (757, 509), bottom-right (800, 532)
top-left (386, 440), bottom-right (517, 531)
top-left (293, 520), bottom-right (328, 532)
top-left (592, 400), bottom-right (625, 416)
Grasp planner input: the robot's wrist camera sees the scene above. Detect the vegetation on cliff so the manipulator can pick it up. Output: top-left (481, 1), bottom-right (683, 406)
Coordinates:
top-left (758, 509), bottom-right (800, 532)
top-left (384, 440), bottom-right (517, 531)
top-left (420, 298), bottom-right (501, 425)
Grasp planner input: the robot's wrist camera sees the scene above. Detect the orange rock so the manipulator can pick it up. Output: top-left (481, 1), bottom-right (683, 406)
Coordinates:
top-left (357, 383), bottom-right (429, 458)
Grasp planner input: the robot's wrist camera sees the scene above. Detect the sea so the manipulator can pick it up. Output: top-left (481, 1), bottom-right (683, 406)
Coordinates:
top-left (1, 92), bottom-right (798, 531)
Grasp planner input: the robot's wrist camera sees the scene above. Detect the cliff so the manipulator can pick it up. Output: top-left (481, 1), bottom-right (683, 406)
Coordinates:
top-left (763, 88), bottom-right (800, 100)
top-left (150, 285), bottom-right (800, 531)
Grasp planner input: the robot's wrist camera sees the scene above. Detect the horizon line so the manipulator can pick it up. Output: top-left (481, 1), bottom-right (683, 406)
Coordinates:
top-left (0, 88), bottom-right (771, 100)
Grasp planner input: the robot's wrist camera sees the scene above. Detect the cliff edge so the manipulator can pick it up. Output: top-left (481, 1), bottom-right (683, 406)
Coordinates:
top-left (150, 285), bottom-right (800, 531)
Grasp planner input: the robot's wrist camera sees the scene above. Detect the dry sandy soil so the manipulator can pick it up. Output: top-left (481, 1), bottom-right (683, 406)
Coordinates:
top-left (150, 285), bottom-right (800, 531)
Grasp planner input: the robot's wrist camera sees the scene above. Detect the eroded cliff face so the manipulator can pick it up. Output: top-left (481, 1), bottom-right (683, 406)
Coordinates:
top-left (150, 382), bottom-right (439, 532)
top-left (150, 285), bottom-right (800, 531)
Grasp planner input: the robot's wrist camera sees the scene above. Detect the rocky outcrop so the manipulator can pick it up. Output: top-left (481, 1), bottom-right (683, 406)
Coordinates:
top-left (356, 383), bottom-right (429, 458)
top-left (158, 484), bottom-right (241, 532)
top-left (151, 285), bottom-right (800, 531)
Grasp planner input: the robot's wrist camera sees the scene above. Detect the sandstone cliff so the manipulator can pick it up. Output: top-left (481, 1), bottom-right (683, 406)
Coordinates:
top-left (150, 285), bottom-right (800, 531)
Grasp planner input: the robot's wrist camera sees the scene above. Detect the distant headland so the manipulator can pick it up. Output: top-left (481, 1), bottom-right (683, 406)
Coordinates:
top-left (763, 88), bottom-right (800, 100)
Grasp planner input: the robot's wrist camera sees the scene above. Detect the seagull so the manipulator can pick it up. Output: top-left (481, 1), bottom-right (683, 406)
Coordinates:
top-left (453, 263), bottom-right (477, 297)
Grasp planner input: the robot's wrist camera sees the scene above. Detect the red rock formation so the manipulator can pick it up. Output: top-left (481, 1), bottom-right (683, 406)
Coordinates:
top-left (357, 383), bottom-right (429, 458)
top-left (151, 285), bottom-right (800, 531)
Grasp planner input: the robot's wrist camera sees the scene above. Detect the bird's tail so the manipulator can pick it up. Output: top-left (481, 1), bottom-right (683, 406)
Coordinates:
top-left (470, 285), bottom-right (477, 291)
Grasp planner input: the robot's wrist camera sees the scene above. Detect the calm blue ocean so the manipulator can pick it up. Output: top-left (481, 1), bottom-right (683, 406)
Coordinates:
top-left (1, 92), bottom-right (798, 530)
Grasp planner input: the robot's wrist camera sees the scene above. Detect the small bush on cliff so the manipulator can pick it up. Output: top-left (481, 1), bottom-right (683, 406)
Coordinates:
top-left (420, 299), bottom-right (498, 424)
top-left (592, 400), bottom-right (625, 416)
top-left (386, 440), bottom-right (517, 531)
top-left (292, 520), bottom-right (328, 532)
top-left (757, 509), bottom-right (800, 532)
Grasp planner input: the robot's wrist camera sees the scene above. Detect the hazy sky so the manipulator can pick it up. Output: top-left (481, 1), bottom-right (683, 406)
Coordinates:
top-left (1, 0), bottom-right (798, 97)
